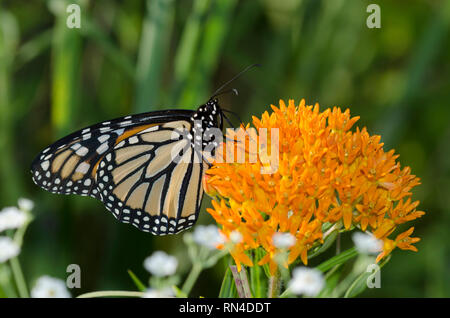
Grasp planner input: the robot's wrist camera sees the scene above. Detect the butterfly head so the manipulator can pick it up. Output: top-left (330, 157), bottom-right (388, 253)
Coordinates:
top-left (192, 98), bottom-right (223, 132)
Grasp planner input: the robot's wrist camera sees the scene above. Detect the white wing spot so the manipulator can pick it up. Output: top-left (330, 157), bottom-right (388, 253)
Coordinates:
top-left (114, 128), bottom-right (125, 136)
top-left (120, 120), bottom-right (132, 126)
top-left (129, 136), bottom-right (139, 144)
top-left (98, 135), bottom-right (110, 143)
top-left (116, 140), bottom-right (125, 148)
top-left (139, 126), bottom-right (158, 134)
top-left (41, 160), bottom-right (50, 171)
top-left (71, 143), bottom-right (81, 151)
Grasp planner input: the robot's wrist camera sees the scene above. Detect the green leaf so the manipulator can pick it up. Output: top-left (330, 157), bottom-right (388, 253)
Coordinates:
top-left (308, 228), bottom-right (339, 259)
top-left (127, 270), bottom-right (147, 292)
top-left (249, 251), bottom-right (267, 298)
top-left (344, 255), bottom-right (391, 298)
top-left (315, 247), bottom-right (358, 273)
top-left (317, 265), bottom-right (343, 298)
top-left (218, 267), bottom-right (238, 298)
top-left (172, 285), bottom-right (188, 298)
top-left (254, 248), bottom-right (271, 279)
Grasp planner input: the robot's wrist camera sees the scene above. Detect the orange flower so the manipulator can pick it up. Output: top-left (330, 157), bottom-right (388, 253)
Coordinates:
top-left (375, 227), bottom-right (421, 262)
top-left (205, 99), bottom-right (424, 274)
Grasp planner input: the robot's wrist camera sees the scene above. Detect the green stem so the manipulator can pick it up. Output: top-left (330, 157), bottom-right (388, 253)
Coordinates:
top-left (181, 262), bottom-right (203, 296)
top-left (9, 258), bottom-right (28, 298)
top-left (267, 271), bottom-right (281, 298)
top-left (230, 265), bottom-right (252, 298)
top-left (77, 291), bottom-right (145, 298)
top-left (0, 264), bottom-right (18, 298)
top-left (9, 213), bottom-right (32, 298)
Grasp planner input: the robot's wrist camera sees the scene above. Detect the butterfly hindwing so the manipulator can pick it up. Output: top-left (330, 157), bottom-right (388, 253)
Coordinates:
top-left (95, 120), bottom-right (206, 235)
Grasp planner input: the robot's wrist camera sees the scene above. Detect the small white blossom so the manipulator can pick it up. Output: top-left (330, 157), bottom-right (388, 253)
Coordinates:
top-left (144, 251), bottom-right (178, 277)
top-left (0, 207), bottom-right (28, 232)
top-left (193, 225), bottom-right (225, 250)
top-left (352, 231), bottom-right (383, 255)
top-left (18, 198), bottom-right (34, 211)
top-left (229, 230), bottom-right (243, 244)
top-left (31, 276), bottom-right (71, 298)
top-left (142, 287), bottom-right (174, 298)
top-left (272, 232), bottom-right (296, 249)
top-left (289, 267), bottom-right (325, 297)
top-left (0, 236), bottom-right (20, 263)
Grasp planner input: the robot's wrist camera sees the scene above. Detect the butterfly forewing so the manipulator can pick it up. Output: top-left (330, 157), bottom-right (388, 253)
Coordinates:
top-left (31, 110), bottom-right (194, 197)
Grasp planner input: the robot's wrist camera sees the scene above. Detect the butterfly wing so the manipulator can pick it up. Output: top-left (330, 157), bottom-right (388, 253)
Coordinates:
top-left (96, 121), bottom-right (207, 235)
top-left (31, 110), bottom-right (208, 235)
top-left (31, 110), bottom-right (193, 197)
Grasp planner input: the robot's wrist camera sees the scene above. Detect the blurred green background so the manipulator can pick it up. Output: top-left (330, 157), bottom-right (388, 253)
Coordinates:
top-left (1, 0), bottom-right (449, 297)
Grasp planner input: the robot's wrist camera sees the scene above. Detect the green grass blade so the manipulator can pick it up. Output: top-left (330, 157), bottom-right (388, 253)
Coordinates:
top-left (50, 1), bottom-right (82, 136)
top-left (0, 9), bottom-right (22, 203)
top-left (315, 247), bottom-right (358, 273)
top-left (343, 255), bottom-right (391, 298)
top-left (134, 0), bottom-right (175, 112)
top-left (14, 29), bottom-right (52, 70)
top-left (171, 0), bottom-right (211, 107)
top-left (178, 0), bottom-right (238, 107)
top-left (127, 269), bottom-right (147, 292)
top-left (81, 19), bottom-right (135, 81)
top-left (218, 266), bottom-right (238, 298)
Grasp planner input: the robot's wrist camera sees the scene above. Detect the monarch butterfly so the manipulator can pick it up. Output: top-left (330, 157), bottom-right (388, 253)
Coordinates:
top-left (31, 65), bottom-right (258, 235)
top-left (31, 98), bottom-right (226, 235)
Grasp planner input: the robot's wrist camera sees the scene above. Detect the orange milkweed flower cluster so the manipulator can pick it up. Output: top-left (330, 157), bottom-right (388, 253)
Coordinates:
top-left (204, 99), bottom-right (424, 274)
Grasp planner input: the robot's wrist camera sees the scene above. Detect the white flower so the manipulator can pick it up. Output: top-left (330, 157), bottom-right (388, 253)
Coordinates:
top-left (142, 287), bottom-right (174, 298)
top-left (18, 198), bottom-right (34, 211)
top-left (272, 232), bottom-right (296, 249)
top-left (31, 276), bottom-right (71, 298)
top-left (289, 267), bottom-right (325, 297)
top-left (229, 230), bottom-right (243, 244)
top-left (192, 225), bottom-right (225, 250)
top-left (143, 251), bottom-right (178, 277)
top-left (352, 231), bottom-right (383, 255)
top-left (0, 236), bottom-right (20, 263)
top-left (0, 207), bottom-right (28, 232)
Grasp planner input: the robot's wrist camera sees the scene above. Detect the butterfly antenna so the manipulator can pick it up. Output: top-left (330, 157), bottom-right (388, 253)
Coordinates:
top-left (221, 112), bottom-right (235, 128)
top-left (210, 63), bottom-right (260, 99)
top-left (212, 88), bottom-right (239, 99)
top-left (222, 109), bottom-right (244, 128)
top-left (222, 109), bottom-right (257, 149)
